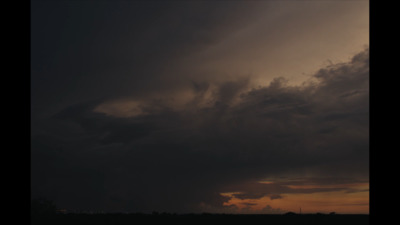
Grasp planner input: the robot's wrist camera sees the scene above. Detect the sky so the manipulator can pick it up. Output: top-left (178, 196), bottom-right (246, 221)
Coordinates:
top-left (31, 0), bottom-right (369, 214)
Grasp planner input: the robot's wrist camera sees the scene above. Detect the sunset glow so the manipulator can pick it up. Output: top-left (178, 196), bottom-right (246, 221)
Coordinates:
top-left (221, 182), bottom-right (369, 214)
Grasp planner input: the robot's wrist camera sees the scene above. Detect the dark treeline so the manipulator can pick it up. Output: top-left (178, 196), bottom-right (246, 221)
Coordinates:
top-left (31, 212), bottom-right (369, 225)
top-left (31, 199), bottom-right (369, 225)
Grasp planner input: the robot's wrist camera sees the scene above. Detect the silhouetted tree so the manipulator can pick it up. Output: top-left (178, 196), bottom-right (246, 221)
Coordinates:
top-left (283, 212), bottom-right (297, 216)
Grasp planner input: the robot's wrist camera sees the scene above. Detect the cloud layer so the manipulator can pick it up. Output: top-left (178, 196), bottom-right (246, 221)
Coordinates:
top-left (31, 47), bottom-right (369, 213)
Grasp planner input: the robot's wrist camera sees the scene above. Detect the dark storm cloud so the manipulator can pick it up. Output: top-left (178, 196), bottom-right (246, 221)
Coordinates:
top-left (31, 0), bottom-right (368, 213)
top-left (233, 193), bottom-right (267, 201)
top-left (242, 203), bottom-right (258, 206)
top-left (31, 0), bottom-right (263, 118)
top-left (31, 45), bottom-right (368, 213)
top-left (269, 195), bottom-right (283, 200)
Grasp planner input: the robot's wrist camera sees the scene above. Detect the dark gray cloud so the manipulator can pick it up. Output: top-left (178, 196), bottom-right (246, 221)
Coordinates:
top-left (31, 0), bottom-right (368, 214)
top-left (31, 0), bottom-right (264, 118)
top-left (31, 46), bottom-right (368, 213)
top-left (270, 194), bottom-right (283, 200)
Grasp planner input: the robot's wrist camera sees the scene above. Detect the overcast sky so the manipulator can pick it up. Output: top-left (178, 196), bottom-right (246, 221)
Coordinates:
top-left (31, 0), bottom-right (369, 214)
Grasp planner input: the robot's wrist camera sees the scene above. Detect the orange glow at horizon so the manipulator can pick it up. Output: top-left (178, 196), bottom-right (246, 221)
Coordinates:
top-left (284, 182), bottom-right (369, 190)
top-left (221, 183), bottom-right (369, 214)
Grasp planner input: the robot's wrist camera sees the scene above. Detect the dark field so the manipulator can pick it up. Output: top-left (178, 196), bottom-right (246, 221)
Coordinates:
top-left (31, 213), bottom-right (369, 225)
